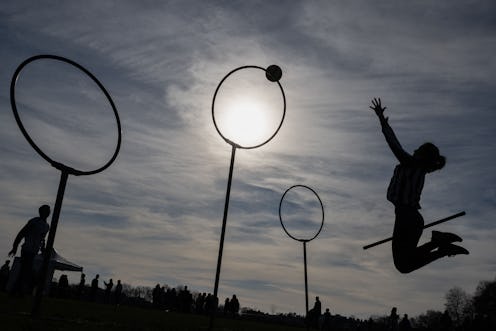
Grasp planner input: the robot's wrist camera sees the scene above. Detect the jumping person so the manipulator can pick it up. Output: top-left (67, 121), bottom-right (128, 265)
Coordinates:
top-left (370, 98), bottom-right (468, 273)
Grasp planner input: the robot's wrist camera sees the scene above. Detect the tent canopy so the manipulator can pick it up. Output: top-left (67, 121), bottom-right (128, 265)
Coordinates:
top-left (34, 248), bottom-right (83, 272)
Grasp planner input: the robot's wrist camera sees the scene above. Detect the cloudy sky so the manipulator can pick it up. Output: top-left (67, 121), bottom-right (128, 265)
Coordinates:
top-left (1, 0), bottom-right (495, 318)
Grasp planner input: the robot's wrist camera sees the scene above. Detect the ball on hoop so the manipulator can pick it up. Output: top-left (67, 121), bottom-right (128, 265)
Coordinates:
top-left (265, 65), bottom-right (282, 82)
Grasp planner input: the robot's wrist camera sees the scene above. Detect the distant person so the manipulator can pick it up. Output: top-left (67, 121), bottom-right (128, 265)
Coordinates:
top-left (230, 294), bottom-right (239, 317)
top-left (153, 284), bottom-right (161, 308)
top-left (321, 308), bottom-right (332, 331)
top-left (114, 279), bottom-right (122, 305)
top-left (224, 298), bottom-right (230, 315)
top-left (8, 204), bottom-right (50, 295)
top-left (0, 260), bottom-right (11, 291)
top-left (389, 307), bottom-right (399, 331)
top-left (77, 273), bottom-right (86, 298)
top-left (58, 274), bottom-right (69, 298)
top-left (90, 274), bottom-right (99, 301)
top-left (310, 296), bottom-right (322, 327)
top-left (370, 98), bottom-right (468, 273)
top-left (399, 314), bottom-right (412, 331)
top-left (104, 278), bottom-right (113, 303)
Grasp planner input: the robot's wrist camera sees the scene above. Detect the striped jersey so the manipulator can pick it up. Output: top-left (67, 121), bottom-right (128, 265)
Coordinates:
top-left (387, 164), bottom-right (426, 208)
top-left (380, 118), bottom-right (427, 209)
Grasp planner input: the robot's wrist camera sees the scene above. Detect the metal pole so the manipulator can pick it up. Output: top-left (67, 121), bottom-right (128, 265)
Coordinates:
top-left (363, 211), bottom-right (466, 250)
top-left (31, 170), bottom-right (69, 317)
top-left (303, 241), bottom-right (310, 331)
top-left (209, 144), bottom-right (236, 331)
top-left (303, 241), bottom-right (309, 315)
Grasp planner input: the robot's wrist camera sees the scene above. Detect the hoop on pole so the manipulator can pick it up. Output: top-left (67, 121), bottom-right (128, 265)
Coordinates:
top-left (208, 64), bottom-right (286, 331)
top-left (10, 54), bottom-right (121, 316)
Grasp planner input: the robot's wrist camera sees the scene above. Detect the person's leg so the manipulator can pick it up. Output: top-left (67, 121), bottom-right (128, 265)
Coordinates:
top-left (17, 251), bottom-right (35, 295)
top-left (392, 206), bottom-right (425, 273)
top-left (392, 206), bottom-right (467, 273)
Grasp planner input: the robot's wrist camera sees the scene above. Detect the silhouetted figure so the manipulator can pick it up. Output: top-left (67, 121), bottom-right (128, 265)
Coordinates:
top-left (388, 307), bottom-right (399, 331)
top-left (371, 98), bottom-right (468, 273)
top-left (114, 280), bottom-right (122, 305)
top-left (77, 273), bottom-right (86, 298)
top-left (196, 292), bottom-right (205, 314)
top-left (90, 274), bottom-right (99, 301)
top-left (224, 298), bottom-right (230, 315)
top-left (0, 260), bottom-right (10, 291)
top-left (307, 296), bottom-right (322, 328)
top-left (399, 314), bottom-right (411, 331)
top-left (178, 285), bottom-right (193, 313)
top-left (104, 278), bottom-right (113, 303)
top-left (230, 294), bottom-right (239, 317)
top-left (153, 284), bottom-right (161, 308)
top-left (8, 205), bottom-right (50, 295)
top-left (58, 274), bottom-right (69, 298)
top-left (204, 293), bottom-right (213, 315)
top-left (322, 308), bottom-right (332, 331)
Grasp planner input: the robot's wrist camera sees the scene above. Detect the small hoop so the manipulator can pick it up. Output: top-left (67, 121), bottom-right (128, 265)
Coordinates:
top-left (279, 185), bottom-right (325, 243)
top-left (10, 54), bottom-right (122, 176)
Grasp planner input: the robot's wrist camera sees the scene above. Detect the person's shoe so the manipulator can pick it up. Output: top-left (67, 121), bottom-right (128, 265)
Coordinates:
top-left (432, 231), bottom-right (462, 244)
top-left (438, 243), bottom-right (469, 257)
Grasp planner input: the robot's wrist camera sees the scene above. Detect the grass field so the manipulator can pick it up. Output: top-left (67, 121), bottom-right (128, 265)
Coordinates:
top-left (0, 292), bottom-right (305, 331)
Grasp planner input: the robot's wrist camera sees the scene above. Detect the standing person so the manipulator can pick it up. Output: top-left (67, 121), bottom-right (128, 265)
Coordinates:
top-left (230, 294), bottom-right (239, 317)
top-left (399, 314), bottom-right (412, 331)
top-left (114, 280), bottom-right (122, 305)
top-left (104, 278), bottom-right (113, 303)
top-left (77, 273), bottom-right (86, 298)
top-left (0, 260), bottom-right (11, 291)
top-left (370, 98), bottom-right (468, 273)
top-left (389, 307), bottom-right (399, 331)
top-left (321, 308), bottom-right (332, 331)
top-left (90, 274), bottom-right (99, 301)
top-left (8, 205), bottom-right (50, 295)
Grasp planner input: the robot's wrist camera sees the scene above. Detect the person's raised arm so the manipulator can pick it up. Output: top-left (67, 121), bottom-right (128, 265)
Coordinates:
top-left (370, 98), bottom-right (412, 164)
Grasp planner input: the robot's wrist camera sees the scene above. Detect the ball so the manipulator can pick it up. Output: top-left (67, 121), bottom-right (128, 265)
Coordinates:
top-left (265, 65), bottom-right (282, 82)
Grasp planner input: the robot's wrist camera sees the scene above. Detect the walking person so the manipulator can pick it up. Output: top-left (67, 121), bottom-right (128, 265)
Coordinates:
top-left (8, 205), bottom-right (50, 295)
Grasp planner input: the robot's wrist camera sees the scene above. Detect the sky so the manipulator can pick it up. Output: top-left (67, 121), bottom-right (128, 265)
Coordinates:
top-left (1, 0), bottom-right (495, 319)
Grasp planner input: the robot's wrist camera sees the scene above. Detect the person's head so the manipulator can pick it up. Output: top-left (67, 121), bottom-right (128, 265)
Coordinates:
top-left (96, 274), bottom-right (99, 279)
top-left (414, 142), bottom-right (446, 173)
top-left (39, 205), bottom-right (51, 219)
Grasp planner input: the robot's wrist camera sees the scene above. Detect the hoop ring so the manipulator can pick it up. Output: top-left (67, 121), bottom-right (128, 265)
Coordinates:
top-left (279, 185), bottom-right (325, 243)
top-left (211, 65), bottom-right (286, 149)
top-left (10, 54), bottom-right (122, 176)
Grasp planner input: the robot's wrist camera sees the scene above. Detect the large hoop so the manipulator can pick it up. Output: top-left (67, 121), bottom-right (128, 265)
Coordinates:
top-left (10, 54), bottom-right (122, 176)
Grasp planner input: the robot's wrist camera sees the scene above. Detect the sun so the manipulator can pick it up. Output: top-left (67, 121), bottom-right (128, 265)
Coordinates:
top-left (220, 97), bottom-right (270, 147)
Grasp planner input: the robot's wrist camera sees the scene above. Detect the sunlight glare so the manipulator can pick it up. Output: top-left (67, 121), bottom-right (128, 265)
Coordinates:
top-left (221, 97), bottom-right (270, 147)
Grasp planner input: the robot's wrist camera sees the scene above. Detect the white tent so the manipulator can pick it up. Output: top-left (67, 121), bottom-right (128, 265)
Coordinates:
top-left (6, 248), bottom-right (83, 293)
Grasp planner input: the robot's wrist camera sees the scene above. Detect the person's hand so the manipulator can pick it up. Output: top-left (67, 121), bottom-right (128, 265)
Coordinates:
top-left (370, 97), bottom-right (388, 121)
top-left (8, 248), bottom-right (17, 257)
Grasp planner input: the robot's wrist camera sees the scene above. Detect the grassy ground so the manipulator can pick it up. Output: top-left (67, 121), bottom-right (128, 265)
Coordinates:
top-left (0, 292), bottom-right (304, 331)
